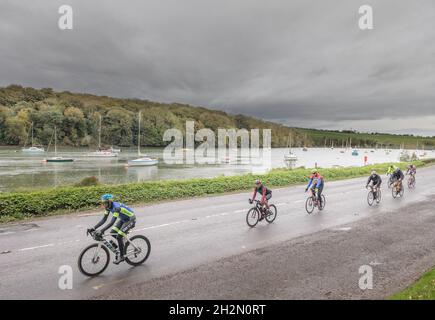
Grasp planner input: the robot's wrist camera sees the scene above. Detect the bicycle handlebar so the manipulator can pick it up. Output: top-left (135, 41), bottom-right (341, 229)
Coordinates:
top-left (87, 229), bottom-right (105, 241)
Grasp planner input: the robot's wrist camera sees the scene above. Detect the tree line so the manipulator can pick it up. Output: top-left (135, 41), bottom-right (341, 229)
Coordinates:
top-left (0, 85), bottom-right (305, 148)
top-left (0, 85), bottom-right (433, 149)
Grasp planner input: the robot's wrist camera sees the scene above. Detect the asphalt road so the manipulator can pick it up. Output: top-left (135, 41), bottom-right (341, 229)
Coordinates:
top-left (1, 166), bottom-right (434, 299)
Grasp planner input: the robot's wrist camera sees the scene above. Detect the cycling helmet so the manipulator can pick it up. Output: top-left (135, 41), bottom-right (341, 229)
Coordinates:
top-left (101, 194), bottom-right (114, 201)
top-left (255, 179), bottom-right (262, 185)
top-left (311, 169), bottom-right (318, 174)
top-left (371, 171), bottom-right (377, 175)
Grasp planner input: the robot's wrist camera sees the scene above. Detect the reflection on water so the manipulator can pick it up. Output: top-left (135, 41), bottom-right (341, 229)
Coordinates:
top-left (0, 146), bottom-right (433, 192)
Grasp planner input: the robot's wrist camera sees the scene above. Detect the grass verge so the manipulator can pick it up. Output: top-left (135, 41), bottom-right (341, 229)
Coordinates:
top-left (1, 159), bottom-right (434, 223)
top-left (390, 267), bottom-right (435, 300)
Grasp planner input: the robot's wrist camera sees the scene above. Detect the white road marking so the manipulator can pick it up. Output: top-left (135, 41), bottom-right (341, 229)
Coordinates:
top-left (93, 284), bottom-right (104, 290)
top-left (57, 239), bottom-right (81, 246)
top-left (134, 211), bottom-right (234, 232)
top-left (19, 244), bottom-right (55, 251)
top-left (234, 209), bottom-right (245, 213)
top-left (334, 227), bottom-right (352, 231)
top-left (0, 232), bottom-right (15, 236)
top-left (78, 213), bottom-right (100, 217)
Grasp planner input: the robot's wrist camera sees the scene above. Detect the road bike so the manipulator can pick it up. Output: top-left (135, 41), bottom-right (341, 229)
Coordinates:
top-left (392, 180), bottom-right (404, 198)
top-left (78, 229), bottom-right (151, 277)
top-left (387, 174), bottom-right (396, 189)
top-left (407, 174), bottom-right (416, 189)
top-left (246, 200), bottom-right (277, 228)
top-left (367, 185), bottom-right (382, 206)
top-left (305, 188), bottom-right (326, 214)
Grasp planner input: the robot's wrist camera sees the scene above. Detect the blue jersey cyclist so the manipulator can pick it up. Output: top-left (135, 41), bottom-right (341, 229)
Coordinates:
top-left (305, 169), bottom-right (325, 206)
top-left (88, 194), bottom-right (136, 264)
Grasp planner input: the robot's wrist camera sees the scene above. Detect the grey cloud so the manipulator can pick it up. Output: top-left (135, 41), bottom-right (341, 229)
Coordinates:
top-left (0, 0), bottom-right (434, 134)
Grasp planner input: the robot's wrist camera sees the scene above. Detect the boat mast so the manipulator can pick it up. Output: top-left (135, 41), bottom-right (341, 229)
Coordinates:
top-left (138, 111), bottom-right (141, 156)
top-left (98, 115), bottom-right (102, 149)
top-left (31, 122), bottom-right (34, 147)
top-left (54, 126), bottom-right (57, 156)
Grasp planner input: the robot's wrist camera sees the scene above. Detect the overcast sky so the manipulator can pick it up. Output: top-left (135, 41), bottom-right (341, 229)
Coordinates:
top-left (1, 0), bottom-right (434, 135)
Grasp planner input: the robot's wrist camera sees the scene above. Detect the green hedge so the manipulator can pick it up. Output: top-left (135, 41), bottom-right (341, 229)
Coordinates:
top-left (0, 160), bottom-right (432, 220)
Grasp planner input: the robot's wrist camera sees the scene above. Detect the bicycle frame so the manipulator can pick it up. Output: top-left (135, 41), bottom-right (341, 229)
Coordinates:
top-left (394, 180), bottom-right (403, 191)
top-left (408, 174), bottom-right (415, 183)
top-left (310, 189), bottom-right (320, 206)
top-left (253, 200), bottom-right (267, 213)
top-left (90, 232), bottom-right (141, 259)
top-left (368, 185), bottom-right (379, 194)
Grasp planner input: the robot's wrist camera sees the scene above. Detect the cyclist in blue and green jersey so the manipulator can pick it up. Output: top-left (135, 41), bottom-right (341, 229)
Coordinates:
top-left (88, 194), bottom-right (136, 264)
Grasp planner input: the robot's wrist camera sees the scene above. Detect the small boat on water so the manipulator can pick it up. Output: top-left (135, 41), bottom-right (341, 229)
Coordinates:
top-left (284, 134), bottom-right (297, 168)
top-left (46, 157), bottom-right (74, 163)
top-left (352, 150), bottom-right (359, 156)
top-left (127, 111), bottom-right (158, 167)
top-left (284, 153), bottom-right (298, 161)
top-left (86, 115), bottom-right (119, 158)
top-left (23, 146), bottom-right (45, 153)
top-left (127, 157), bottom-right (158, 166)
top-left (22, 122), bottom-right (45, 153)
top-left (87, 150), bottom-right (118, 157)
top-left (45, 126), bottom-right (74, 163)
top-left (105, 146), bottom-right (121, 153)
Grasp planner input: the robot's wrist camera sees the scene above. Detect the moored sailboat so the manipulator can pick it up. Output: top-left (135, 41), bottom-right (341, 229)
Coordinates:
top-left (86, 115), bottom-right (118, 157)
top-left (45, 126), bottom-right (74, 163)
top-left (22, 122), bottom-right (45, 153)
top-left (127, 111), bottom-right (159, 167)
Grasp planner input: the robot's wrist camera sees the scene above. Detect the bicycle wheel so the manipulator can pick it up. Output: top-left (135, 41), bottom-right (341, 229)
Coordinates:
top-left (246, 208), bottom-right (260, 227)
top-left (305, 197), bottom-right (315, 214)
top-left (392, 186), bottom-right (398, 198)
top-left (265, 204), bottom-right (277, 223)
top-left (408, 177), bottom-right (416, 189)
top-left (389, 177), bottom-right (396, 189)
top-left (367, 191), bottom-right (374, 206)
top-left (376, 189), bottom-right (382, 204)
top-left (78, 243), bottom-right (110, 277)
top-left (125, 235), bottom-right (151, 266)
top-left (319, 195), bottom-right (326, 210)
top-left (399, 186), bottom-right (405, 197)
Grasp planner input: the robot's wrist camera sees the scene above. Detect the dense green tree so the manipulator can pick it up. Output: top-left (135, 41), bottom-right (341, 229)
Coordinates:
top-left (4, 116), bottom-right (27, 145)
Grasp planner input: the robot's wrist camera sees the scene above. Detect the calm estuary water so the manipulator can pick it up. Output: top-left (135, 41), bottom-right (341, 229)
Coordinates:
top-left (0, 146), bottom-right (433, 192)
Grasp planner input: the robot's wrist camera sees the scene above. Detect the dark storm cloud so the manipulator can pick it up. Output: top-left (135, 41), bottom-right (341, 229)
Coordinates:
top-left (0, 0), bottom-right (434, 134)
